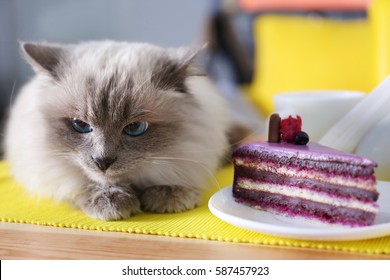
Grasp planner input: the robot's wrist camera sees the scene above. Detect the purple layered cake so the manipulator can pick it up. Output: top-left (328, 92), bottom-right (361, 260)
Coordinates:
top-left (232, 115), bottom-right (379, 227)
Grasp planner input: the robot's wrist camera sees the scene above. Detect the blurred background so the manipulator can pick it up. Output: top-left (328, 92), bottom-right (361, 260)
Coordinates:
top-left (1, 0), bottom-right (390, 155)
top-left (0, 0), bottom-right (211, 120)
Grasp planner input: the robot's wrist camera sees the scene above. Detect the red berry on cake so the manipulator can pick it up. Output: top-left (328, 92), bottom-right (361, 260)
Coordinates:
top-left (280, 115), bottom-right (302, 143)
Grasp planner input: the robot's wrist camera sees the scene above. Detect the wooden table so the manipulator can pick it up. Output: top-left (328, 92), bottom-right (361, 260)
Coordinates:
top-left (1, 222), bottom-right (389, 260)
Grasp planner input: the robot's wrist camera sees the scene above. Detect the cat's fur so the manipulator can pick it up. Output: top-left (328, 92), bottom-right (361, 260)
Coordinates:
top-left (4, 41), bottom-right (233, 220)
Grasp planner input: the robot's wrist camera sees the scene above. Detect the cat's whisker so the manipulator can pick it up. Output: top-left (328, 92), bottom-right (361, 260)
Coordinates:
top-left (153, 130), bottom-right (258, 157)
top-left (131, 76), bottom-right (150, 94)
top-left (131, 50), bottom-right (186, 94)
top-left (45, 151), bottom-right (73, 159)
top-left (132, 64), bottom-right (165, 94)
top-left (143, 159), bottom-right (222, 192)
top-left (8, 80), bottom-right (17, 112)
top-left (144, 156), bottom-right (222, 191)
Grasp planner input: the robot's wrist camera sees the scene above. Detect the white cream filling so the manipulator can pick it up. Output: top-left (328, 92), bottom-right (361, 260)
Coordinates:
top-left (236, 179), bottom-right (378, 213)
top-left (235, 158), bottom-right (376, 191)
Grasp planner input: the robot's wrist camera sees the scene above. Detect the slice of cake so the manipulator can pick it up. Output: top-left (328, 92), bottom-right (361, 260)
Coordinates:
top-left (232, 115), bottom-right (379, 227)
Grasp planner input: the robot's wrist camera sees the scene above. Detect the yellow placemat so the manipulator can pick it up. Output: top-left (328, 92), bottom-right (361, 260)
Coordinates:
top-left (0, 161), bottom-right (389, 255)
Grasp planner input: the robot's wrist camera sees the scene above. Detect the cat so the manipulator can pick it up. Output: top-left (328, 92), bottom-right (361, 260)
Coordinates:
top-left (4, 40), bottom-right (237, 220)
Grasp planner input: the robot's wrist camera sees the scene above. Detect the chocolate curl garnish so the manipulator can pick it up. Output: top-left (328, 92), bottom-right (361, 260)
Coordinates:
top-left (268, 113), bottom-right (281, 143)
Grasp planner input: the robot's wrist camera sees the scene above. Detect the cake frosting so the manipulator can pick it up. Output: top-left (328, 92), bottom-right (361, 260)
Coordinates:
top-left (232, 141), bottom-right (379, 227)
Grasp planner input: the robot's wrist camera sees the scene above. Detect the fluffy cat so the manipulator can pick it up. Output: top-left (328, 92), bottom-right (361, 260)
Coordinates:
top-left (4, 41), bottom-right (233, 220)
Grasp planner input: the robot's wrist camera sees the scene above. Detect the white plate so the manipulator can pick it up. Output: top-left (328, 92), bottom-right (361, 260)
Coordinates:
top-left (208, 181), bottom-right (390, 241)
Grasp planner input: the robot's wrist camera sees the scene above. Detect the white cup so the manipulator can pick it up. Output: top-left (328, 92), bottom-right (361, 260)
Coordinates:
top-left (273, 90), bottom-right (365, 141)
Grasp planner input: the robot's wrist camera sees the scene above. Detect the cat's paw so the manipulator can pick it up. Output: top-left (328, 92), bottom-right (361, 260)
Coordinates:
top-left (80, 185), bottom-right (141, 220)
top-left (140, 185), bottom-right (200, 213)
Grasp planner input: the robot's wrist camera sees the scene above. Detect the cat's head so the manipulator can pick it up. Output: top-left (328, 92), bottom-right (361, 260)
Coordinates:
top-left (21, 41), bottom-right (210, 186)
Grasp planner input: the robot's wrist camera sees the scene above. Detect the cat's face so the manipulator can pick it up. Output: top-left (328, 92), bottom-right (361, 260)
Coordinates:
top-left (23, 41), bottom-right (204, 184)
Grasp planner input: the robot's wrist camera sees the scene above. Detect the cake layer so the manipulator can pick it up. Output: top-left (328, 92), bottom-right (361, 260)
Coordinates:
top-left (234, 158), bottom-right (376, 190)
top-left (234, 153), bottom-right (374, 176)
top-left (234, 178), bottom-right (378, 213)
top-left (233, 187), bottom-right (377, 227)
top-left (234, 166), bottom-right (379, 202)
top-left (233, 142), bottom-right (376, 167)
top-left (233, 141), bottom-right (377, 192)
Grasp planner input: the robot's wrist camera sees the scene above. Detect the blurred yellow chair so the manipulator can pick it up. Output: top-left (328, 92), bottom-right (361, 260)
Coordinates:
top-left (248, 0), bottom-right (390, 116)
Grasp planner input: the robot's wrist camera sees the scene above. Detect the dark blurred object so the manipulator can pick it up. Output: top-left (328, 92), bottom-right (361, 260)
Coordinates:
top-left (206, 9), bottom-right (254, 84)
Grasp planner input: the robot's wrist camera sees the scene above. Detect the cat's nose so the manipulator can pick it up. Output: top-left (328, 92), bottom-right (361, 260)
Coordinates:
top-left (92, 156), bottom-right (117, 171)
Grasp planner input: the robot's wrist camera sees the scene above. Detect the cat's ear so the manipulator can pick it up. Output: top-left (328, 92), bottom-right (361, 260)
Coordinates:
top-left (175, 44), bottom-right (207, 77)
top-left (21, 42), bottom-right (66, 78)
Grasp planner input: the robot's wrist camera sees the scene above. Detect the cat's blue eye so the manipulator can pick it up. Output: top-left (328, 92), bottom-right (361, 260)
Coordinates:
top-left (70, 118), bottom-right (93, 133)
top-left (123, 121), bottom-right (148, 137)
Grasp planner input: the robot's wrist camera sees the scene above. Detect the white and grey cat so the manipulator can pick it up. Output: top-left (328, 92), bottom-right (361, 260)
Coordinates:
top-left (4, 41), bottom-right (236, 220)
